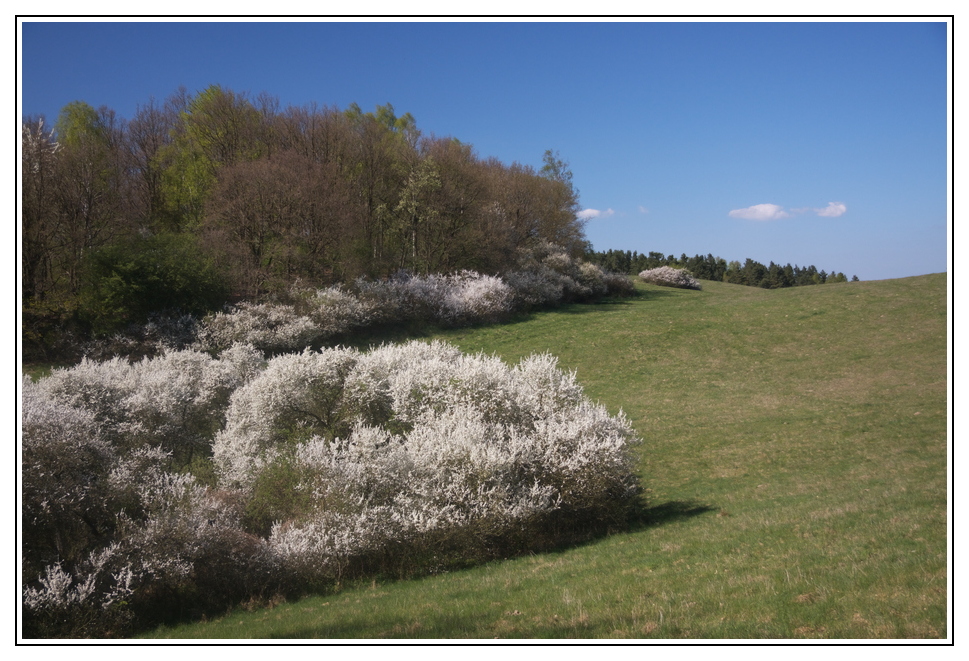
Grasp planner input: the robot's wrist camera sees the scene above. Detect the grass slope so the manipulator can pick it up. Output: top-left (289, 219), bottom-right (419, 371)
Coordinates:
top-left (143, 274), bottom-right (948, 639)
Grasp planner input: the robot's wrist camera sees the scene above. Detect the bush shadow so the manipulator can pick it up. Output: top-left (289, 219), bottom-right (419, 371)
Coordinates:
top-left (266, 501), bottom-right (717, 639)
top-left (334, 289), bottom-right (686, 350)
top-left (628, 499), bottom-right (718, 530)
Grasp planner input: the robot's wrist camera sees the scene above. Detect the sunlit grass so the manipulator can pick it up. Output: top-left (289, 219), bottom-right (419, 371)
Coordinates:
top-left (142, 273), bottom-right (948, 639)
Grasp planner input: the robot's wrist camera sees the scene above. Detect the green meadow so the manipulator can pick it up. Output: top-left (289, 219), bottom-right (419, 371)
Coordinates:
top-left (143, 274), bottom-right (948, 639)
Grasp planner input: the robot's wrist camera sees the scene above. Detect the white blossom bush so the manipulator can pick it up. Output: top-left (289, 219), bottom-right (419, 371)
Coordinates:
top-left (106, 447), bottom-right (273, 614)
top-left (295, 283), bottom-right (381, 336)
top-left (27, 339), bottom-right (643, 634)
top-left (351, 276), bottom-right (412, 325)
top-left (577, 262), bottom-right (609, 299)
top-left (366, 270), bottom-right (514, 327)
top-left (214, 340), bottom-right (642, 585)
top-left (22, 376), bottom-right (118, 572)
top-left (535, 247), bottom-right (592, 301)
top-left (445, 272), bottom-right (514, 324)
top-left (508, 241), bottom-right (633, 305)
top-left (23, 441), bottom-right (273, 638)
top-left (197, 271), bottom-right (516, 355)
top-left (38, 346), bottom-right (264, 463)
top-left (418, 271), bottom-right (513, 325)
top-left (503, 267), bottom-right (567, 307)
top-left (22, 543), bottom-right (137, 638)
top-left (212, 347), bottom-right (364, 486)
top-left (639, 266), bottom-right (702, 290)
top-left (188, 250), bottom-right (629, 357)
top-left (195, 301), bottom-right (322, 355)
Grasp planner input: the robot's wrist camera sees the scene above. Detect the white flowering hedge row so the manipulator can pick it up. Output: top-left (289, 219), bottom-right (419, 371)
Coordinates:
top-left (638, 266), bottom-right (702, 290)
top-left (22, 340), bottom-right (642, 637)
top-left (195, 245), bottom-right (633, 355)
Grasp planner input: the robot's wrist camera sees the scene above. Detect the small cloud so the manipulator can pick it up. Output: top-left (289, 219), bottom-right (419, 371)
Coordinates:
top-left (638, 206), bottom-right (649, 214)
top-left (577, 208), bottom-right (615, 220)
top-left (728, 203), bottom-right (790, 221)
top-left (815, 202), bottom-right (846, 217)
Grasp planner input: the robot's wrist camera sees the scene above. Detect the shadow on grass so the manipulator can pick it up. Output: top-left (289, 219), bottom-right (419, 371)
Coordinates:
top-left (331, 298), bottom-right (642, 351)
top-left (141, 499), bottom-right (718, 640)
top-left (630, 500), bottom-right (718, 530)
top-left (547, 290), bottom-right (680, 316)
top-left (265, 502), bottom-right (718, 639)
top-left (334, 291), bottom-right (679, 351)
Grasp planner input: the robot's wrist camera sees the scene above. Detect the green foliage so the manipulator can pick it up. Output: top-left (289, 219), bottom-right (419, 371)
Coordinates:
top-left (22, 294), bottom-right (82, 362)
top-left (588, 249), bottom-right (858, 288)
top-left (540, 149), bottom-right (574, 186)
top-left (242, 452), bottom-right (318, 538)
top-left (156, 138), bottom-right (215, 229)
top-left (80, 232), bottom-right (229, 335)
top-left (55, 101), bottom-right (105, 147)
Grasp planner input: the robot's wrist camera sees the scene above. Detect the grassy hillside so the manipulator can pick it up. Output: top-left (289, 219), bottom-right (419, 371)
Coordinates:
top-left (143, 274), bottom-right (948, 639)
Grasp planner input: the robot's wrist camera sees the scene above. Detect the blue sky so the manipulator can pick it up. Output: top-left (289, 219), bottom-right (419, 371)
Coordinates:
top-left (20, 19), bottom-right (950, 281)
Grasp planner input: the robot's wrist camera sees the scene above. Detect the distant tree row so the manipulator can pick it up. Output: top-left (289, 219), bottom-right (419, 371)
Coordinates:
top-left (586, 249), bottom-right (857, 288)
top-left (22, 85), bottom-right (587, 345)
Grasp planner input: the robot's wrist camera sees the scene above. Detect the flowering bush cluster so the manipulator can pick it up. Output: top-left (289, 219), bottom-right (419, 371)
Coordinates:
top-left (195, 246), bottom-right (633, 356)
top-left (62, 243), bottom-right (632, 361)
top-left (23, 340), bottom-right (642, 637)
top-left (195, 302), bottom-right (322, 356)
top-left (638, 266), bottom-right (702, 290)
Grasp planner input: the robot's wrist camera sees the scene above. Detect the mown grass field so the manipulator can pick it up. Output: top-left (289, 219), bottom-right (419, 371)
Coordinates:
top-left (143, 273), bottom-right (949, 640)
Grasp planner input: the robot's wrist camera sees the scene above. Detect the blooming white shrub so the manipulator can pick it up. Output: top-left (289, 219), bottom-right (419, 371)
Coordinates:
top-left (577, 262), bottom-right (609, 299)
top-left (508, 241), bottom-right (633, 304)
top-left (639, 266), bottom-right (702, 290)
top-left (108, 447), bottom-right (272, 605)
top-left (351, 276), bottom-right (412, 325)
top-left (38, 347), bottom-right (264, 464)
top-left (294, 284), bottom-right (377, 336)
top-left (23, 544), bottom-right (134, 614)
top-left (22, 376), bottom-right (118, 572)
top-left (213, 340), bottom-right (641, 584)
top-left (374, 270), bottom-right (513, 327)
top-left (195, 302), bottom-right (322, 355)
top-left (184, 248), bottom-right (628, 359)
top-left (441, 271), bottom-right (514, 325)
top-left (40, 357), bottom-right (123, 444)
top-left (504, 267), bottom-right (567, 308)
top-left (24, 442), bottom-right (272, 637)
top-left (213, 347), bottom-right (362, 485)
top-left (22, 543), bottom-right (137, 638)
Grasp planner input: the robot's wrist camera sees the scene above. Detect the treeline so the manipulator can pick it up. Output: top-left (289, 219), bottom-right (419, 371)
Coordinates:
top-left (22, 85), bottom-right (587, 351)
top-left (587, 250), bottom-right (857, 288)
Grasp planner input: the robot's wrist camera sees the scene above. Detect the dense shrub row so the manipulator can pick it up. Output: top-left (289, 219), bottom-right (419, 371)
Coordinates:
top-left (638, 266), bottom-right (702, 290)
top-left (22, 340), bottom-right (643, 638)
top-left (68, 242), bottom-right (634, 361)
top-left (196, 242), bottom-right (633, 355)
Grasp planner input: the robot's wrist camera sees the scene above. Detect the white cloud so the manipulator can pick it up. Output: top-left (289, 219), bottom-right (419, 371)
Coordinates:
top-left (577, 208), bottom-right (615, 220)
top-left (638, 206), bottom-right (649, 214)
top-left (728, 203), bottom-right (790, 221)
top-left (815, 202), bottom-right (847, 217)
